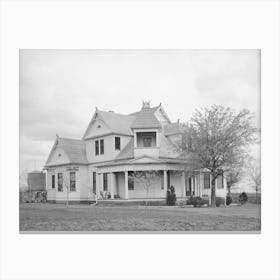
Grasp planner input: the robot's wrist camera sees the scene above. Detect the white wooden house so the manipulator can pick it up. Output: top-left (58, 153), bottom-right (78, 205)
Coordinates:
top-left (44, 101), bottom-right (227, 202)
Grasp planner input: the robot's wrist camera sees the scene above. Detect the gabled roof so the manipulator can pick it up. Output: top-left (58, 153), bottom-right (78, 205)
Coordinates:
top-left (97, 110), bottom-right (135, 135)
top-left (45, 137), bottom-right (88, 167)
top-left (83, 109), bottom-right (135, 139)
top-left (130, 107), bottom-right (161, 129)
top-left (163, 122), bottom-right (183, 136)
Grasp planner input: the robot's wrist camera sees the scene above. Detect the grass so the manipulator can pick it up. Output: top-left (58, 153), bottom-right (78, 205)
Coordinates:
top-left (19, 203), bottom-right (261, 232)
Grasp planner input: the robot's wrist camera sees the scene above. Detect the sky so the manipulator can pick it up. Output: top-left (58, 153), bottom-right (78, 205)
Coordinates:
top-left (20, 49), bottom-right (260, 190)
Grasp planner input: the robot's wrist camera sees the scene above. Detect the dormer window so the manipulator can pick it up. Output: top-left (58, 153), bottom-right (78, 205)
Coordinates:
top-left (136, 132), bottom-right (156, 148)
top-left (97, 125), bottom-right (101, 128)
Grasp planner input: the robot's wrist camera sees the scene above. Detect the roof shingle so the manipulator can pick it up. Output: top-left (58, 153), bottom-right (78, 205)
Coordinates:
top-left (45, 138), bottom-right (88, 166)
top-left (130, 107), bottom-right (161, 129)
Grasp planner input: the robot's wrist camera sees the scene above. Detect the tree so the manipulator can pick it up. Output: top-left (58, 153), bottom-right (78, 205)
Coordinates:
top-left (178, 105), bottom-right (257, 207)
top-left (247, 159), bottom-right (261, 203)
top-left (132, 171), bottom-right (161, 206)
top-left (61, 168), bottom-right (77, 208)
top-left (226, 167), bottom-right (243, 195)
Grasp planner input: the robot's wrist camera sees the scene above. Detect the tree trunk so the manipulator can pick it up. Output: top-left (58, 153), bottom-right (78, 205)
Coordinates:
top-left (256, 187), bottom-right (258, 204)
top-left (211, 177), bottom-right (216, 208)
top-left (227, 185), bottom-right (231, 196)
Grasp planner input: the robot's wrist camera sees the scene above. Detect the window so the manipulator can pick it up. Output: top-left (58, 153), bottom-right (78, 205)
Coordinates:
top-left (217, 172), bottom-right (224, 189)
top-left (100, 139), bottom-right (104, 154)
top-left (95, 140), bottom-right (99, 155)
top-left (115, 137), bottom-right (121, 150)
top-left (143, 137), bottom-right (152, 147)
top-left (70, 172), bottom-right (76, 192)
top-left (52, 175), bottom-right (55, 189)
top-left (103, 173), bottom-right (108, 191)
top-left (92, 172), bottom-right (96, 194)
top-left (204, 173), bottom-right (210, 189)
top-left (58, 173), bottom-right (63, 192)
top-left (128, 171), bottom-right (134, 190)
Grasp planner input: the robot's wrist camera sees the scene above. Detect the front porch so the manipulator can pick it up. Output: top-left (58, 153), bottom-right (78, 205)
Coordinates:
top-left (92, 169), bottom-right (186, 200)
top-left (92, 167), bottom-right (227, 201)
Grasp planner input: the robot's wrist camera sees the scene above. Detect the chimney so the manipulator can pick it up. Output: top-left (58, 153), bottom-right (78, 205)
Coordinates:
top-left (142, 100), bottom-right (150, 109)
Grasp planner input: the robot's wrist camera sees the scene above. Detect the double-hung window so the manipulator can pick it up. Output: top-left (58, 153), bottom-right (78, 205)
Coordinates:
top-left (58, 173), bottom-right (63, 192)
top-left (95, 139), bottom-right (104, 155)
top-left (52, 175), bottom-right (55, 189)
top-left (70, 172), bottom-right (76, 192)
top-left (100, 139), bottom-right (104, 154)
top-left (204, 173), bottom-right (210, 189)
top-left (95, 140), bottom-right (99, 155)
top-left (115, 137), bottom-right (121, 150)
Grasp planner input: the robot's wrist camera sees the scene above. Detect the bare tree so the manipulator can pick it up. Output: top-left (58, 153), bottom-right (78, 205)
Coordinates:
top-left (60, 168), bottom-right (77, 208)
top-left (132, 171), bottom-right (162, 206)
top-left (247, 159), bottom-right (261, 203)
top-left (226, 167), bottom-right (243, 195)
top-left (176, 105), bottom-right (257, 207)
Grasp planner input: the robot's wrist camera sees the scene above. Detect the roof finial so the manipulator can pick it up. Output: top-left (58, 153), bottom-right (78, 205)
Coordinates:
top-left (95, 106), bottom-right (98, 111)
top-left (56, 133), bottom-right (59, 138)
top-left (142, 100), bottom-right (150, 109)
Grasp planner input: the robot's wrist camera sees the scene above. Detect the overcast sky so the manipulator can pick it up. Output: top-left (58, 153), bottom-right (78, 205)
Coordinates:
top-left (20, 49), bottom-right (260, 178)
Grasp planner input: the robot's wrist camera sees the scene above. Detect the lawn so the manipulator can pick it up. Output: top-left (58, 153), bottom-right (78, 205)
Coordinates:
top-left (19, 203), bottom-right (261, 232)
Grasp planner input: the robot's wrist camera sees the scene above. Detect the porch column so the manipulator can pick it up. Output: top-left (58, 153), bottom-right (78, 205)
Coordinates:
top-left (124, 171), bottom-right (129, 199)
top-left (163, 170), bottom-right (168, 193)
top-left (194, 175), bottom-right (196, 196)
top-left (181, 171), bottom-right (186, 197)
top-left (96, 173), bottom-right (101, 198)
top-left (110, 173), bottom-right (115, 199)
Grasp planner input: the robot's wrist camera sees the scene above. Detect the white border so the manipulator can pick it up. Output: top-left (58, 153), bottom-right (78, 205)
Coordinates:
top-left (1, 1), bottom-right (279, 280)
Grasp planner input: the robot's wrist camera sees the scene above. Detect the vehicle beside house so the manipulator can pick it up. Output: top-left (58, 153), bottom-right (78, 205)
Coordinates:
top-left (44, 101), bottom-right (227, 203)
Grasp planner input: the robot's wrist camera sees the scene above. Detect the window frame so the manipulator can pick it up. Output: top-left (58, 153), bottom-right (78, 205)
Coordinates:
top-left (95, 140), bottom-right (99, 155)
top-left (57, 173), bottom-right (63, 192)
top-left (70, 172), bottom-right (76, 192)
top-left (115, 136), bottom-right (121, 150)
top-left (52, 175), bottom-right (55, 189)
top-left (204, 172), bottom-right (210, 189)
top-left (217, 171), bottom-right (224, 189)
top-left (100, 139), bottom-right (104, 155)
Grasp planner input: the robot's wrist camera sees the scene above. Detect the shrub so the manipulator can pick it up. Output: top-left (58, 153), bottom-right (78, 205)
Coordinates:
top-left (187, 196), bottom-right (207, 207)
top-left (226, 195), bottom-right (232, 206)
top-left (239, 192), bottom-right (248, 205)
top-left (215, 197), bottom-right (225, 207)
top-left (166, 186), bottom-right (177, 206)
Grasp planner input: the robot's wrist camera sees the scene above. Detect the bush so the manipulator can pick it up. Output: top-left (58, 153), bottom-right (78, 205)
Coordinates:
top-left (215, 197), bottom-right (225, 207)
top-left (239, 192), bottom-right (248, 205)
top-left (226, 195), bottom-right (232, 206)
top-left (187, 196), bottom-right (207, 207)
top-left (166, 186), bottom-right (177, 206)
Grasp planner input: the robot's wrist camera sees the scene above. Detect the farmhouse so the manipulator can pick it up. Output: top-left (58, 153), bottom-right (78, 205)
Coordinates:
top-left (44, 101), bottom-right (227, 202)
